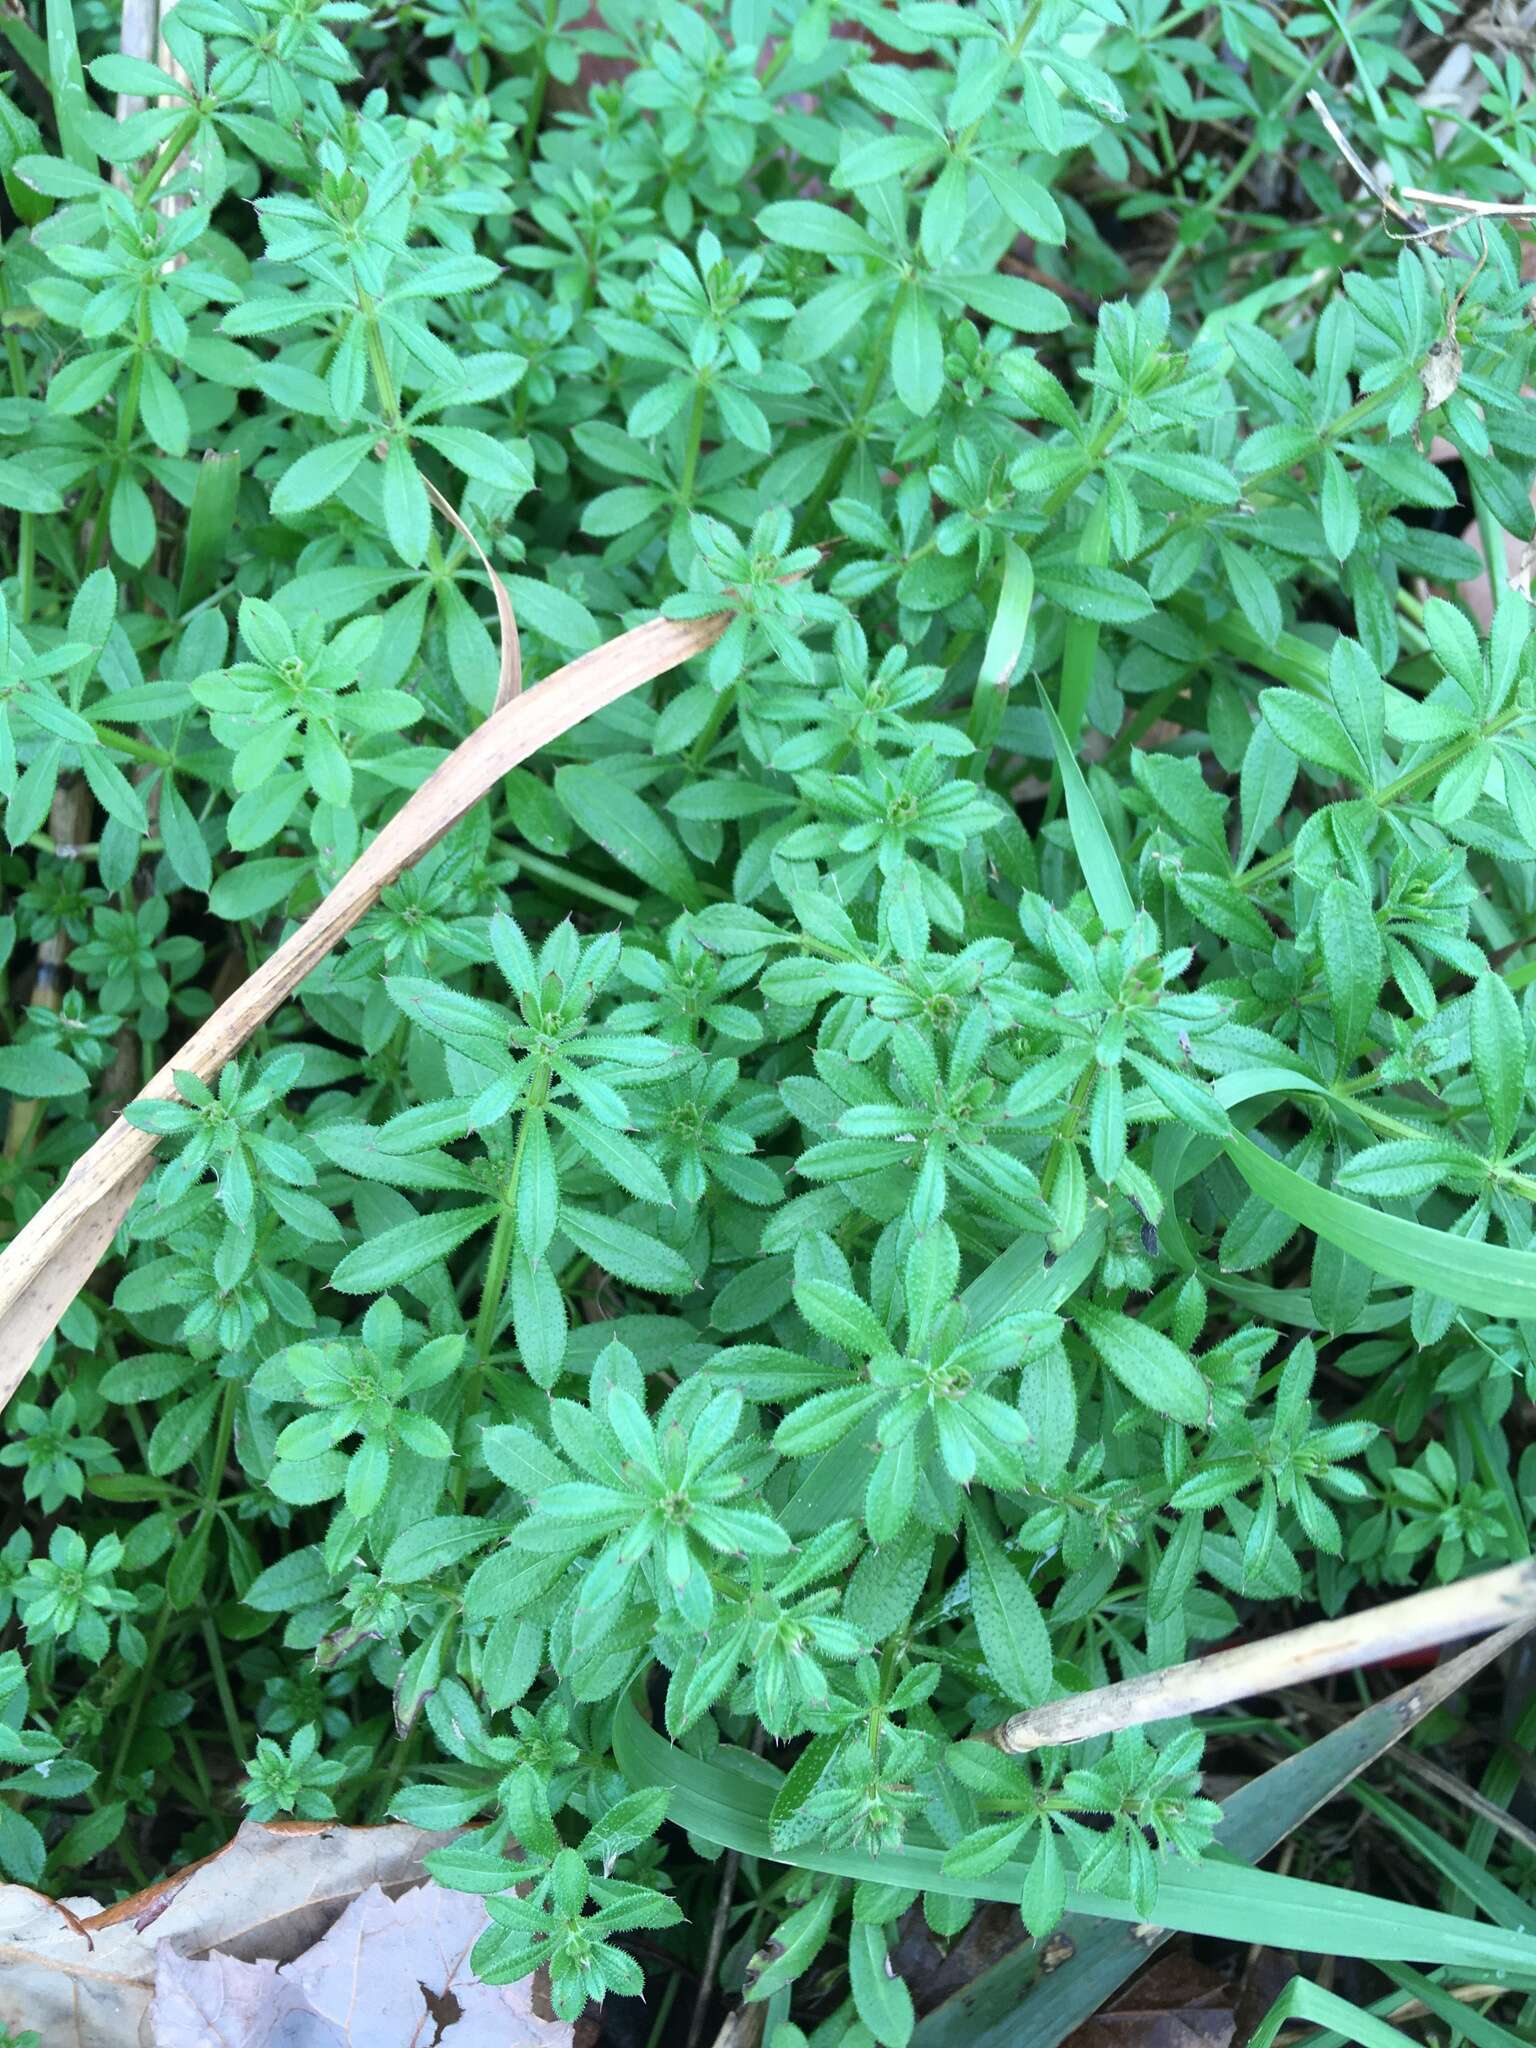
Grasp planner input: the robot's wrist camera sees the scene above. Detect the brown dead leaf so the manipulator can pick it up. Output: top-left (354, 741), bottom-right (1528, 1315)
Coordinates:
top-left (149, 1879), bottom-right (566, 2046)
top-left (0, 1820), bottom-right (455, 2047)
top-left (1064, 1951), bottom-right (1236, 2048)
top-left (890, 1900), bottom-right (1032, 2016)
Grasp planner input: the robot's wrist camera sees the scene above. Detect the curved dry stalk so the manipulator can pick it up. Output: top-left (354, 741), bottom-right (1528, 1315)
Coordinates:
top-left (423, 478), bottom-right (522, 708)
top-left (0, 605), bottom-right (730, 1406)
top-left (989, 1558), bottom-right (1536, 1752)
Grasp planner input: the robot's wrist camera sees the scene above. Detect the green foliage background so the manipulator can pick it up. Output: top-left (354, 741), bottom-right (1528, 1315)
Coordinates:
top-left (3, 0), bottom-right (1536, 2037)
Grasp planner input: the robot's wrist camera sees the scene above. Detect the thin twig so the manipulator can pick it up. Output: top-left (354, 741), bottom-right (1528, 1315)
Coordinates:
top-left (685, 1721), bottom-right (765, 2048)
top-left (685, 1848), bottom-right (742, 2048)
top-left (1401, 185), bottom-right (1536, 220)
top-left (988, 1560), bottom-right (1536, 1751)
top-left (1306, 88), bottom-right (1425, 227)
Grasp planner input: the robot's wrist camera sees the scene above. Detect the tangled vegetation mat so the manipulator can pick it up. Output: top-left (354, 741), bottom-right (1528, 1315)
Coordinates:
top-left (2, 0), bottom-right (1536, 2043)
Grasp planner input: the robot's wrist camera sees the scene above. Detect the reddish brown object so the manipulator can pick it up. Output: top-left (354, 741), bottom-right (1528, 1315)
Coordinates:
top-left (1064, 1952), bottom-right (1236, 2048)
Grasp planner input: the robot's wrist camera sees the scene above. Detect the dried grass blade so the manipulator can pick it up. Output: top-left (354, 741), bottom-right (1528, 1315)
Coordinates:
top-left (0, 605), bottom-right (729, 1403)
top-left (423, 477), bottom-right (523, 706)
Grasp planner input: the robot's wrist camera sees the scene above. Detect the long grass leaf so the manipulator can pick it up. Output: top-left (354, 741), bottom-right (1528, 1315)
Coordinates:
top-left (1187, 1069), bottom-right (1536, 1320)
top-left (44, 0), bottom-right (94, 171)
top-left (177, 452), bottom-right (242, 614)
top-left (1378, 1966), bottom-right (1528, 2048)
top-left (1055, 496), bottom-right (1107, 745)
top-left (612, 1695), bottom-right (1536, 1972)
top-left (959, 1212), bottom-right (1106, 1326)
top-left (1248, 1979), bottom-right (1420, 2048)
top-left (1222, 1128), bottom-right (1536, 1318)
top-left (1033, 681), bottom-right (1134, 933)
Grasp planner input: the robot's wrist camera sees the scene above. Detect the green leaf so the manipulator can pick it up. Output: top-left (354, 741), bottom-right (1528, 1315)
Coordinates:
top-left (0, 458), bottom-right (63, 514)
top-left (1035, 562), bottom-right (1152, 624)
top-left (270, 435), bottom-right (373, 520)
top-left (1316, 878), bottom-right (1381, 1063)
top-left (148, 1385), bottom-right (220, 1478)
top-left (947, 270), bottom-right (1069, 332)
top-left (892, 289), bottom-right (943, 416)
top-left (553, 766), bottom-right (703, 909)
top-left (1259, 690), bottom-right (1361, 785)
top-left (382, 439), bottom-right (430, 566)
top-left (1124, 1053), bottom-right (1231, 1138)
top-left (331, 1204), bottom-right (497, 1292)
top-left (1116, 450), bottom-right (1237, 505)
top-left (514, 1109), bottom-right (558, 1262)
top-left (207, 859), bottom-right (303, 921)
top-left (1469, 974), bottom-right (1525, 1155)
top-left (415, 426), bottom-right (532, 498)
top-left (1238, 721), bottom-right (1297, 867)
top-left (849, 1922), bottom-right (915, 2048)
top-left (1422, 595), bottom-right (1483, 697)
top-left (379, 1516), bottom-right (497, 1584)
top-left (794, 1279), bottom-right (890, 1357)
top-left (758, 200), bottom-right (882, 257)
top-left (1019, 1824), bottom-right (1066, 1940)
top-left (552, 1106), bottom-right (671, 1207)
top-left (560, 1206), bottom-right (695, 1294)
top-left (80, 745), bottom-right (150, 837)
top-left (964, 1499), bottom-right (1052, 1707)
top-left (511, 1248), bottom-right (567, 1388)
top-left (501, 575), bottom-right (600, 654)
top-left (0, 1045), bottom-right (88, 1097)
top-left (1075, 1303), bottom-right (1209, 1427)
top-left (45, 0), bottom-right (96, 172)
top-left (1320, 450), bottom-right (1359, 559)
top-left (865, 1434), bottom-right (916, 1543)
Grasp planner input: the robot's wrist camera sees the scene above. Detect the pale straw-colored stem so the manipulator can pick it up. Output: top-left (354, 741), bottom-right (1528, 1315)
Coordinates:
top-left (990, 1558), bottom-right (1536, 1752)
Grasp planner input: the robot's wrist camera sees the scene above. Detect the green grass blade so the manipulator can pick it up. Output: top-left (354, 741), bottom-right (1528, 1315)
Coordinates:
top-left (912, 1612), bottom-right (1530, 2047)
top-left (1352, 1788), bottom-right (1531, 1932)
top-left (1467, 1692), bottom-right (1536, 1869)
top-left (779, 1442), bottom-right (874, 1539)
top-left (1190, 1069), bottom-right (1536, 1319)
top-left (1222, 1128), bottom-right (1536, 1318)
top-left (959, 1211), bottom-right (1105, 1326)
top-left (1033, 680), bottom-right (1135, 934)
top-left (1248, 1978), bottom-right (1419, 2048)
top-left (0, 11), bottom-right (50, 84)
top-left (44, 0), bottom-right (94, 172)
top-left (1200, 609), bottom-right (1332, 697)
top-left (178, 451), bottom-right (243, 613)
top-left (969, 540), bottom-right (1033, 759)
top-left (1378, 1966), bottom-right (1528, 2048)
top-left (612, 1695), bottom-right (1536, 1972)
top-left (1056, 494), bottom-right (1108, 746)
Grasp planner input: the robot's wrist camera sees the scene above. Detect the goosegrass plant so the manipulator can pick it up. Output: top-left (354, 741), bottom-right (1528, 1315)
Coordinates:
top-left (4, 0), bottom-right (1536, 2039)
